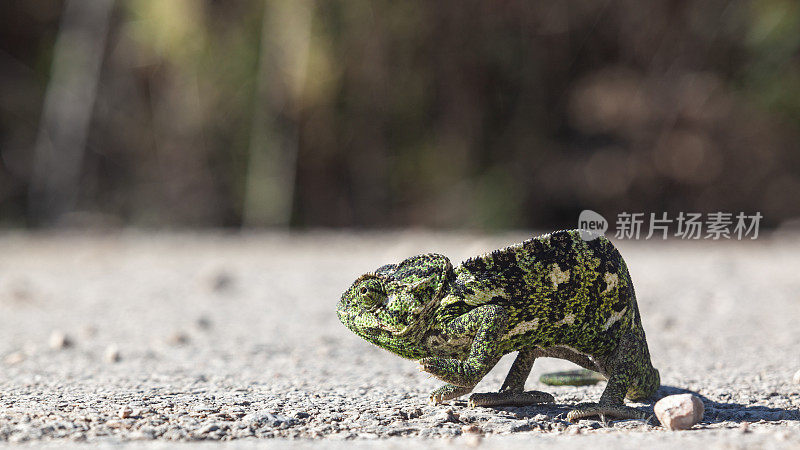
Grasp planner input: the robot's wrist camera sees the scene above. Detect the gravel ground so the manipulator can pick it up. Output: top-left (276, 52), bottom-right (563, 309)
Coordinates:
top-left (1, 231), bottom-right (799, 448)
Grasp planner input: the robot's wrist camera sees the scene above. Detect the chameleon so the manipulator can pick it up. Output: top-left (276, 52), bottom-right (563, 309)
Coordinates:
top-left (336, 229), bottom-right (660, 422)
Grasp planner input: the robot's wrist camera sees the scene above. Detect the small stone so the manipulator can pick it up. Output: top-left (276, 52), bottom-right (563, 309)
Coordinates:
top-left (105, 345), bottom-right (120, 363)
top-left (654, 394), bottom-right (704, 430)
top-left (106, 419), bottom-right (126, 429)
top-left (198, 423), bottom-right (220, 434)
top-left (48, 331), bottom-right (72, 349)
top-left (242, 410), bottom-right (294, 427)
top-left (118, 406), bottom-right (133, 419)
top-left (196, 316), bottom-right (212, 330)
top-left (435, 408), bottom-right (460, 423)
top-left (223, 407), bottom-right (246, 419)
top-left (192, 403), bottom-right (219, 415)
top-left (166, 332), bottom-right (189, 346)
top-left (568, 426), bottom-right (582, 435)
top-left (211, 271), bottom-right (234, 292)
top-left (4, 351), bottom-right (25, 365)
top-left (403, 407), bottom-right (423, 419)
top-left (461, 424), bottom-right (482, 434)
top-left (793, 369), bottom-right (800, 385)
top-left (739, 422), bottom-right (750, 433)
top-left (70, 431), bottom-right (87, 441)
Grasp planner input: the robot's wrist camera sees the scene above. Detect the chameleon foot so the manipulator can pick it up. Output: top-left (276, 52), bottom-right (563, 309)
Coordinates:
top-left (429, 384), bottom-right (473, 404)
top-left (566, 402), bottom-right (649, 423)
top-left (468, 390), bottom-right (555, 407)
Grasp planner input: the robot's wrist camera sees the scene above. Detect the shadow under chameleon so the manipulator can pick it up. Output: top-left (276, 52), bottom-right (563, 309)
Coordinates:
top-left (451, 385), bottom-right (799, 427)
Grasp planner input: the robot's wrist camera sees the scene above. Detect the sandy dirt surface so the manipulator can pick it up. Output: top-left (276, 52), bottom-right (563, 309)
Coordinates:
top-left (1, 231), bottom-right (799, 448)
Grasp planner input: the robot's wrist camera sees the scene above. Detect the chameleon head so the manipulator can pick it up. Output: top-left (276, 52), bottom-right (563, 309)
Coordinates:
top-left (337, 253), bottom-right (453, 358)
top-left (336, 273), bottom-right (400, 342)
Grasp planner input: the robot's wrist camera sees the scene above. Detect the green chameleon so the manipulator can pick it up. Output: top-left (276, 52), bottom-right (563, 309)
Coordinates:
top-left (337, 230), bottom-right (660, 422)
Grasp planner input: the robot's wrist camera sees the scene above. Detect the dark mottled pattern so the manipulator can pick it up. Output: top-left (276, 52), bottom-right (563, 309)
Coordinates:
top-left (337, 230), bottom-right (660, 421)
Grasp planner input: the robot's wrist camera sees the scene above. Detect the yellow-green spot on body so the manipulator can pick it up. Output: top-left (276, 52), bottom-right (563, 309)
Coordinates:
top-left (337, 229), bottom-right (660, 422)
top-left (504, 318), bottom-right (540, 338)
top-left (549, 264), bottom-right (570, 287)
top-left (603, 272), bottom-right (619, 294)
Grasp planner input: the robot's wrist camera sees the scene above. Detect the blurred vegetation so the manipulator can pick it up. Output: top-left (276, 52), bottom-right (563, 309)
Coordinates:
top-left (1, 0), bottom-right (799, 229)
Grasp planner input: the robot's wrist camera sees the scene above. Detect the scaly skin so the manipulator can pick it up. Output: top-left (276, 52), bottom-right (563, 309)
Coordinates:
top-left (336, 230), bottom-right (660, 422)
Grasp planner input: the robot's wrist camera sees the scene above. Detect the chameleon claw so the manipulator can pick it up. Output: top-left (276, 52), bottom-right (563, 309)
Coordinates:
top-left (567, 403), bottom-right (649, 423)
top-left (468, 390), bottom-right (555, 407)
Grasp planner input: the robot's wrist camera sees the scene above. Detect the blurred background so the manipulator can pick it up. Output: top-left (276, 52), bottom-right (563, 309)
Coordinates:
top-left (1, 0), bottom-right (799, 230)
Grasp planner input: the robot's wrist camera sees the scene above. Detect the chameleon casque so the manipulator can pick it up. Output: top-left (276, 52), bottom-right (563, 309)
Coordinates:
top-left (337, 230), bottom-right (660, 422)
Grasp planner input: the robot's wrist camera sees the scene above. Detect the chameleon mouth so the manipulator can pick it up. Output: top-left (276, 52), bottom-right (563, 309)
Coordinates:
top-left (336, 305), bottom-right (387, 338)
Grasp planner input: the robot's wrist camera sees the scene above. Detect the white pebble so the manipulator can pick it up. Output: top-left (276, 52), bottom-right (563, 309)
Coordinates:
top-left (793, 369), bottom-right (800, 385)
top-left (49, 331), bottom-right (72, 350)
top-left (654, 394), bottom-right (704, 430)
top-left (105, 345), bottom-right (121, 363)
top-left (3, 351), bottom-right (25, 365)
top-left (461, 424), bottom-right (482, 434)
top-left (435, 408), bottom-right (460, 423)
top-left (167, 332), bottom-right (189, 346)
top-left (118, 406), bottom-right (133, 419)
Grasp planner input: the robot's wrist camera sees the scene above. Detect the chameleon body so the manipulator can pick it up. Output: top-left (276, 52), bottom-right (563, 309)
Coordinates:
top-left (337, 230), bottom-right (660, 421)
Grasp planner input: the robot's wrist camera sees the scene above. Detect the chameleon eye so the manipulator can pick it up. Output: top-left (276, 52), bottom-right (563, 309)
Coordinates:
top-left (357, 279), bottom-right (386, 309)
top-left (363, 296), bottom-right (379, 308)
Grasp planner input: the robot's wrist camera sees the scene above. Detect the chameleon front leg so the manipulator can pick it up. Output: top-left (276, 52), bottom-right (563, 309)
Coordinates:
top-left (429, 384), bottom-right (473, 403)
top-left (421, 305), bottom-right (507, 403)
top-left (566, 332), bottom-right (650, 422)
top-left (468, 348), bottom-right (554, 407)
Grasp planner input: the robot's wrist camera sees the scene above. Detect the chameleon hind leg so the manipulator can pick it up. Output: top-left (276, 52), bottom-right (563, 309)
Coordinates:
top-left (468, 349), bottom-right (555, 407)
top-left (566, 333), bottom-right (650, 422)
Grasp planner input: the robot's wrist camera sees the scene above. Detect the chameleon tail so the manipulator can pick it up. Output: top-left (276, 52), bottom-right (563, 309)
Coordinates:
top-left (539, 369), bottom-right (605, 386)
